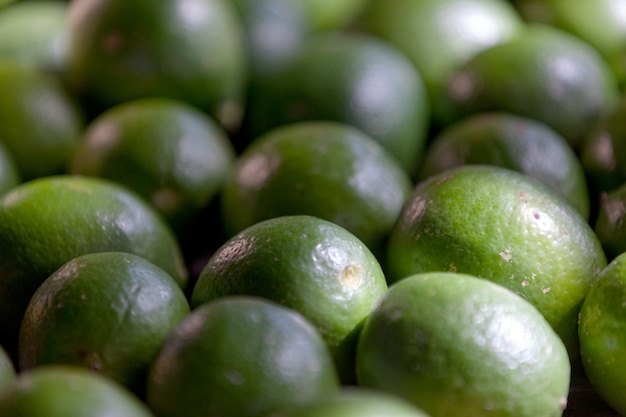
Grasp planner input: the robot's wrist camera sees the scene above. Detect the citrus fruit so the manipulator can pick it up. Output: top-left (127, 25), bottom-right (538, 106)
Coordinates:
top-left (190, 215), bottom-right (388, 382)
top-left (276, 387), bottom-right (431, 417)
top-left (594, 183), bottom-right (626, 261)
top-left (386, 165), bottom-right (607, 357)
top-left (297, 0), bottom-right (369, 31)
top-left (442, 23), bottom-right (620, 149)
top-left (0, 141), bottom-right (19, 197)
top-left (513, 0), bottom-right (626, 88)
top-left (0, 345), bottom-right (14, 394)
top-left (242, 31), bottom-right (430, 175)
top-left (65, 0), bottom-right (248, 133)
top-left (146, 296), bottom-right (340, 417)
top-left (0, 0), bottom-right (68, 74)
top-left (69, 97), bottom-right (236, 235)
top-left (358, 0), bottom-right (523, 124)
top-left (220, 122), bottom-right (412, 258)
top-left (418, 112), bottom-right (590, 220)
top-left (579, 252), bottom-right (626, 416)
top-left (231, 0), bottom-right (311, 81)
top-left (0, 60), bottom-right (82, 180)
top-left (19, 252), bottom-right (190, 394)
top-left (0, 365), bottom-right (154, 417)
top-left (580, 93), bottom-right (626, 194)
top-left (356, 272), bottom-right (571, 417)
top-left (0, 175), bottom-right (188, 358)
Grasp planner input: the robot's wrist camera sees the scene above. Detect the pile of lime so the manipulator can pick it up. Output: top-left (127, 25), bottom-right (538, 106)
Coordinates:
top-left (1, 0), bottom-right (626, 416)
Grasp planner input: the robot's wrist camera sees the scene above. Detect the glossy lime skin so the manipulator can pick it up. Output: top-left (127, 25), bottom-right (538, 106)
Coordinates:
top-left (221, 122), bottom-right (412, 258)
top-left (277, 388), bottom-right (430, 417)
top-left (0, 1), bottom-right (68, 74)
top-left (579, 252), bottom-right (626, 416)
top-left (70, 97), bottom-right (235, 234)
top-left (418, 112), bottom-right (590, 219)
top-left (386, 165), bottom-right (607, 357)
top-left (191, 215), bottom-right (388, 382)
top-left (442, 24), bottom-right (620, 149)
top-left (0, 175), bottom-right (188, 356)
top-left (356, 272), bottom-right (570, 417)
top-left (231, 0), bottom-right (311, 80)
top-left (358, 0), bottom-right (523, 124)
top-left (0, 60), bottom-right (82, 180)
top-left (0, 365), bottom-right (154, 417)
top-left (147, 296), bottom-right (340, 417)
top-left (19, 252), bottom-right (190, 393)
top-left (65, 0), bottom-right (247, 132)
top-left (244, 32), bottom-right (429, 176)
top-left (514, 0), bottom-right (626, 88)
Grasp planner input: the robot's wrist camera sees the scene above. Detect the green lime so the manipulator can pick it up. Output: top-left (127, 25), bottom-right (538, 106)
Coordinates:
top-left (356, 272), bottom-right (570, 417)
top-left (298, 0), bottom-right (369, 31)
top-left (418, 112), bottom-right (590, 220)
top-left (242, 31), bottom-right (430, 176)
top-left (0, 365), bottom-right (154, 417)
top-left (190, 215), bottom-right (388, 382)
top-left (0, 1), bottom-right (68, 74)
top-left (358, 0), bottom-right (523, 125)
top-left (580, 93), bottom-right (626, 194)
top-left (513, 0), bottom-right (626, 88)
top-left (69, 97), bottom-right (235, 235)
top-left (0, 141), bottom-right (19, 197)
top-left (65, 0), bottom-right (248, 133)
top-left (0, 175), bottom-right (187, 359)
top-left (442, 23), bottom-right (620, 149)
top-left (594, 183), bottom-right (626, 261)
top-left (0, 60), bottom-right (82, 180)
top-left (19, 252), bottom-right (190, 394)
top-left (276, 387), bottom-right (431, 417)
top-left (231, 0), bottom-right (311, 80)
top-left (220, 121), bottom-right (412, 258)
top-left (579, 252), bottom-right (626, 416)
top-left (386, 165), bottom-right (607, 357)
top-left (0, 345), bottom-right (14, 394)
top-left (146, 296), bottom-right (340, 417)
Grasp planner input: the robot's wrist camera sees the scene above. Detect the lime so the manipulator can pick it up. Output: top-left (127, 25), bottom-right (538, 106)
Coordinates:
top-left (0, 365), bottom-right (154, 417)
top-left (0, 0), bottom-right (68, 74)
top-left (298, 0), bottom-right (369, 31)
top-left (276, 387), bottom-right (431, 417)
top-left (19, 252), bottom-right (190, 394)
top-left (356, 272), bottom-right (570, 417)
top-left (386, 165), bottom-right (607, 357)
top-left (358, 0), bottom-right (523, 124)
top-left (581, 93), bottom-right (626, 194)
top-left (0, 141), bottom-right (19, 197)
top-left (0, 175), bottom-right (187, 359)
top-left (418, 112), bottom-right (590, 220)
top-left (231, 0), bottom-right (311, 80)
top-left (594, 183), bottom-right (626, 261)
top-left (579, 252), bottom-right (626, 416)
top-left (514, 0), bottom-right (626, 88)
top-left (0, 345), bottom-right (14, 394)
top-left (65, 0), bottom-right (248, 133)
top-left (190, 215), bottom-right (388, 382)
top-left (242, 31), bottom-right (430, 176)
top-left (0, 60), bottom-right (82, 180)
top-left (146, 296), bottom-right (340, 417)
top-left (220, 121), bottom-right (412, 258)
top-left (442, 23), bottom-right (620, 149)
top-left (69, 97), bottom-right (235, 235)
